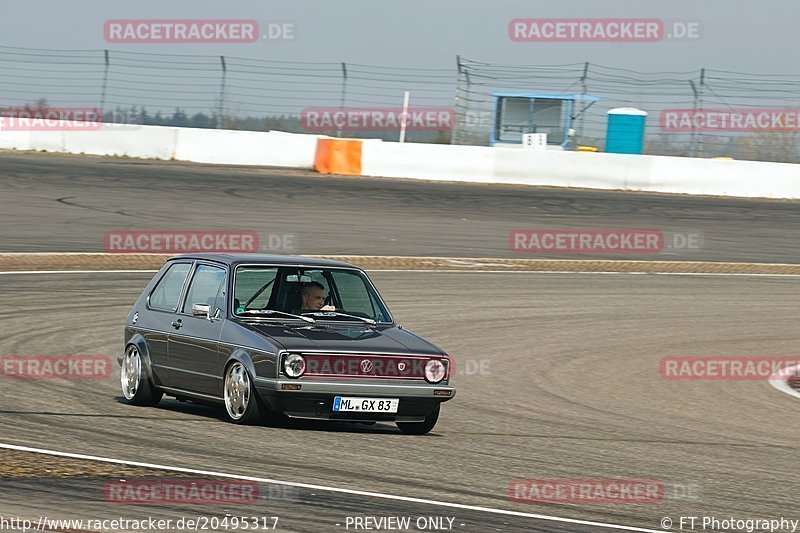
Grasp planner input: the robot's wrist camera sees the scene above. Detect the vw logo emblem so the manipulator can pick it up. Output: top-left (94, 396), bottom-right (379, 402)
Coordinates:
top-left (398, 362), bottom-right (407, 371)
top-left (360, 359), bottom-right (373, 373)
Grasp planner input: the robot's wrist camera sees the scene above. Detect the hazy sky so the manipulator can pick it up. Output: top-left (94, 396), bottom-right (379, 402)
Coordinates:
top-left (2, 0), bottom-right (798, 73)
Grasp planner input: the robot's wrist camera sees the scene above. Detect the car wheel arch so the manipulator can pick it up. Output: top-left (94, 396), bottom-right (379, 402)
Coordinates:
top-left (225, 349), bottom-right (258, 379)
top-left (126, 334), bottom-right (156, 382)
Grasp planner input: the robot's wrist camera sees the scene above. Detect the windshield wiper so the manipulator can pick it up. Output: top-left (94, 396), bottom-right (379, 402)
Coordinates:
top-left (238, 309), bottom-right (316, 324)
top-left (302, 311), bottom-right (376, 326)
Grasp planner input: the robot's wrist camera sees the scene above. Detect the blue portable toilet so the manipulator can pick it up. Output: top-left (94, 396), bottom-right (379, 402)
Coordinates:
top-left (605, 108), bottom-right (647, 154)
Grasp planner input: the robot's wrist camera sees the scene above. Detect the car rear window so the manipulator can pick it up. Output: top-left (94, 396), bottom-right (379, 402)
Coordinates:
top-left (149, 262), bottom-right (191, 312)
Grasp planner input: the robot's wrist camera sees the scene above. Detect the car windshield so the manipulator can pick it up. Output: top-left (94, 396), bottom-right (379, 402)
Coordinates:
top-left (233, 265), bottom-right (392, 324)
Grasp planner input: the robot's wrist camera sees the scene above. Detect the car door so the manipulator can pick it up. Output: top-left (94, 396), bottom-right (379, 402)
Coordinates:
top-left (167, 262), bottom-right (228, 397)
top-left (144, 261), bottom-right (193, 388)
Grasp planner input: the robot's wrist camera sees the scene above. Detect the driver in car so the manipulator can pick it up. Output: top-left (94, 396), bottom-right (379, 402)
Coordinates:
top-left (300, 282), bottom-right (335, 312)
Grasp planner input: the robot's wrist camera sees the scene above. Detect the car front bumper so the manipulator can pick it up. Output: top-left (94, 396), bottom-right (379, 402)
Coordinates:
top-left (253, 377), bottom-right (455, 421)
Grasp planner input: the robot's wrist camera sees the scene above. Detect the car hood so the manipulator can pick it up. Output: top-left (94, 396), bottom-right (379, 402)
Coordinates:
top-left (237, 321), bottom-right (445, 355)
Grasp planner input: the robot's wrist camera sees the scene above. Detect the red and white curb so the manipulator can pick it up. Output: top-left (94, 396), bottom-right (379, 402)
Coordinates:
top-left (768, 364), bottom-right (800, 399)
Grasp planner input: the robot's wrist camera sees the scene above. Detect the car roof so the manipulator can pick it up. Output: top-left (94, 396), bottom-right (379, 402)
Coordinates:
top-left (168, 253), bottom-right (361, 270)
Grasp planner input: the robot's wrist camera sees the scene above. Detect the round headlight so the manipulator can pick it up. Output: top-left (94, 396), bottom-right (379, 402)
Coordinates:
top-left (283, 354), bottom-right (306, 378)
top-left (424, 359), bottom-right (446, 384)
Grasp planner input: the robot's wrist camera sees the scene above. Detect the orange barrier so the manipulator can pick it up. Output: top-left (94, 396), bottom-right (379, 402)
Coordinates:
top-left (314, 139), bottom-right (363, 175)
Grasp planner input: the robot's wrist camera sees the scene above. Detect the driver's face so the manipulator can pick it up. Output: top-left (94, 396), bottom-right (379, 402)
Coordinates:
top-left (302, 287), bottom-right (325, 310)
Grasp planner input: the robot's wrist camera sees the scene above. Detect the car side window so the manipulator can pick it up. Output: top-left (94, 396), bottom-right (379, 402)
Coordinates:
top-left (182, 264), bottom-right (227, 315)
top-left (149, 262), bottom-right (191, 312)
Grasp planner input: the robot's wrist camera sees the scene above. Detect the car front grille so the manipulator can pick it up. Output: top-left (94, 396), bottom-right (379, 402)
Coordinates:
top-left (301, 353), bottom-right (435, 380)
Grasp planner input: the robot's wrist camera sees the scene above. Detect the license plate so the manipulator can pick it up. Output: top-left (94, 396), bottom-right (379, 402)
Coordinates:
top-left (333, 397), bottom-right (399, 413)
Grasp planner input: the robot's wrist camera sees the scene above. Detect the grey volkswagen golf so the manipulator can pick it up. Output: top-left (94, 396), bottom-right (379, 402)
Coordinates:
top-left (120, 254), bottom-right (455, 434)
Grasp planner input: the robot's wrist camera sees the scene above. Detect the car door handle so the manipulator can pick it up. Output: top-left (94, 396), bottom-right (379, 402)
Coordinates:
top-left (171, 320), bottom-right (183, 330)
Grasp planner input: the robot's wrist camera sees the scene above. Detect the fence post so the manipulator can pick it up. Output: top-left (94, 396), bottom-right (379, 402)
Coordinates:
top-left (218, 55), bottom-right (227, 129)
top-left (100, 50), bottom-right (109, 122)
top-left (337, 62), bottom-right (348, 138)
top-left (452, 55), bottom-right (463, 144)
top-left (689, 79), bottom-right (699, 157)
top-left (456, 59), bottom-right (473, 145)
top-left (698, 68), bottom-right (705, 158)
top-left (579, 61), bottom-right (589, 144)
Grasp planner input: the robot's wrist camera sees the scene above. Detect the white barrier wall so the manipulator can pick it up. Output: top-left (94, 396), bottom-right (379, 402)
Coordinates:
top-left (646, 156), bottom-right (800, 198)
top-left (360, 142), bottom-right (497, 183)
top-left (493, 148), bottom-right (655, 190)
top-left (360, 141), bottom-right (656, 189)
top-left (2, 123), bottom-right (800, 198)
top-left (174, 129), bottom-right (320, 168)
top-left (0, 124), bottom-right (319, 169)
top-left (0, 129), bottom-right (31, 151)
top-left (61, 126), bottom-right (178, 160)
top-left (360, 141), bottom-right (800, 199)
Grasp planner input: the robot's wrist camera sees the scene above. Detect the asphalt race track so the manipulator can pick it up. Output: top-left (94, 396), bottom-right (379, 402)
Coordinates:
top-left (2, 151), bottom-right (800, 263)
top-left (0, 152), bottom-right (799, 532)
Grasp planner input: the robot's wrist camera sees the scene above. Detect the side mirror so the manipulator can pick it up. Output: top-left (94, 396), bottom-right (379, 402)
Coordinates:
top-left (193, 303), bottom-right (222, 321)
top-left (191, 303), bottom-right (211, 318)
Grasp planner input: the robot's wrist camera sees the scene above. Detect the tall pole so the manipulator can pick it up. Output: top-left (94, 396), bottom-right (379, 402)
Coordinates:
top-left (463, 69), bottom-right (473, 144)
top-left (218, 56), bottom-right (227, 129)
top-left (453, 55), bottom-right (462, 145)
top-left (698, 68), bottom-right (706, 158)
top-left (689, 80), bottom-right (698, 158)
top-left (100, 50), bottom-right (109, 124)
top-left (399, 91), bottom-right (410, 143)
top-left (338, 62), bottom-right (348, 137)
top-left (579, 61), bottom-right (589, 144)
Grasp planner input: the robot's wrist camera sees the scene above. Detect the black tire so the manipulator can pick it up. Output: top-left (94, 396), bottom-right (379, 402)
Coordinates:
top-left (396, 404), bottom-right (440, 435)
top-left (223, 361), bottom-right (263, 425)
top-left (120, 344), bottom-right (163, 407)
